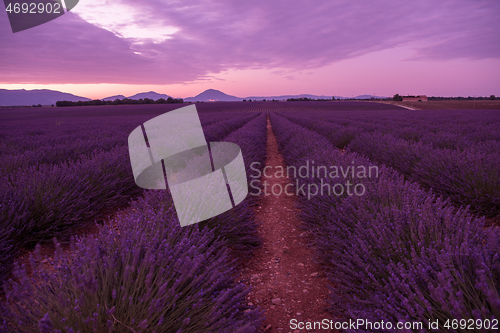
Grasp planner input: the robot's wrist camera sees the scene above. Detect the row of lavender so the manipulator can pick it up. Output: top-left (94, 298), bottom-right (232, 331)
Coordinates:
top-left (289, 109), bottom-right (500, 148)
top-left (269, 113), bottom-right (500, 332)
top-left (0, 111), bottom-right (259, 284)
top-left (0, 111), bottom-right (242, 175)
top-left (1, 112), bottom-right (268, 332)
top-left (277, 110), bottom-right (500, 218)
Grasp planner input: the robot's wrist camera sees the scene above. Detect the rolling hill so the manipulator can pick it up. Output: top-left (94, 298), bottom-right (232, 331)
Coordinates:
top-left (184, 89), bottom-right (242, 102)
top-left (0, 89), bottom-right (91, 106)
top-left (127, 91), bottom-right (172, 100)
top-left (102, 95), bottom-right (127, 101)
top-left (0, 88), bottom-right (389, 106)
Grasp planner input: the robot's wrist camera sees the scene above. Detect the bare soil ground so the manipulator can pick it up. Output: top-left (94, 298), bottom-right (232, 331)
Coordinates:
top-left (382, 100), bottom-right (500, 110)
top-left (239, 116), bottom-right (337, 333)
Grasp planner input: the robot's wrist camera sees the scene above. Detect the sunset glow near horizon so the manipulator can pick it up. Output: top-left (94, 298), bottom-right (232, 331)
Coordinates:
top-left (1, 0), bottom-right (499, 100)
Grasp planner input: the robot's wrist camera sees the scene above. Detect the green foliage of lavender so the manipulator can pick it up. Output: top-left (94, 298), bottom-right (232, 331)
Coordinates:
top-left (269, 113), bottom-right (500, 331)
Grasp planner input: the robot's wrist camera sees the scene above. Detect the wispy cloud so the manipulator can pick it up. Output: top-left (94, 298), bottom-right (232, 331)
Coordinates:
top-left (1, 0), bottom-right (498, 85)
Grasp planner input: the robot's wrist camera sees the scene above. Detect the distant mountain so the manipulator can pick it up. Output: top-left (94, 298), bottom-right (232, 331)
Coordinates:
top-left (0, 89), bottom-right (91, 106)
top-left (245, 94), bottom-right (338, 101)
top-left (354, 94), bottom-right (387, 99)
top-left (127, 91), bottom-right (171, 100)
top-left (184, 89), bottom-right (242, 102)
top-left (184, 90), bottom-right (388, 102)
top-left (0, 88), bottom-right (388, 107)
top-left (102, 94), bottom-right (126, 101)
top-left (245, 94), bottom-right (388, 100)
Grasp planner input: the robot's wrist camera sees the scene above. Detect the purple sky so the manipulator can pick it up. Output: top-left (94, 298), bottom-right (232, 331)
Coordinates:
top-left (1, 0), bottom-right (499, 99)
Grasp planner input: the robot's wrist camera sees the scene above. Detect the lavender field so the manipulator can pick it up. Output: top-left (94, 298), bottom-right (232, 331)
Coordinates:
top-left (0, 102), bottom-right (499, 332)
top-left (270, 110), bottom-right (500, 332)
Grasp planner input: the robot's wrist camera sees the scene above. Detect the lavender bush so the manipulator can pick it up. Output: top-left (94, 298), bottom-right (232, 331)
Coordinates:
top-left (0, 110), bottom-right (261, 286)
top-left (0, 112), bottom-right (256, 176)
top-left (347, 132), bottom-right (431, 177)
top-left (199, 112), bottom-right (267, 256)
top-left (0, 146), bottom-right (140, 285)
top-left (419, 131), bottom-right (472, 150)
top-left (284, 109), bottom-right (500, 218)
top-left (1, 110), bottom-right (267, 332)
top-left (347, 132), bottom-right (500, 217)
top-left (270, 112), bottom-right (500, 332)
top-left (278, 109), bottom-right (500, 150)
top-left (203, 113), bottom-right (259, 143)
top-left (412, 147), bottom-right (500, 217)
top-left (1, 193), bottom-right (262, 332)
top-left (140, 112), bottom-right (267, 258)
top-left (319, 172), bottom-right (500, 332)
top-left (276, 112), bottom-right (362, 148)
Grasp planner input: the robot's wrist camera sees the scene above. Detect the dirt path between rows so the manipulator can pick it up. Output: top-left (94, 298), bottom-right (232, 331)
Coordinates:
top-left (239, 116), bottom-right (337, 333)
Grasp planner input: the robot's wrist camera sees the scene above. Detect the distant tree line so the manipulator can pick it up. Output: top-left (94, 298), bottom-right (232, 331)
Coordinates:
top-left (393, 94), bottom-right (497, 101)
top-left (56, 97), bottom-right (184, 107)
top-left (428, 95), bottom-right (496, 101)
top-left (243, 99), bottom-right (279, 102)
top-left (286, 97), bottom-right (335, 101)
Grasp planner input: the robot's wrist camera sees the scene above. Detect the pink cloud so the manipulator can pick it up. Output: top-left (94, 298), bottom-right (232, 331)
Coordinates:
top-left (0, 0), bottom-right (498, 85)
